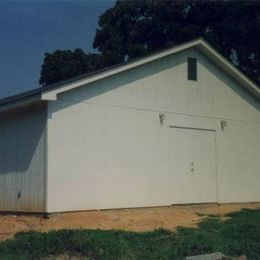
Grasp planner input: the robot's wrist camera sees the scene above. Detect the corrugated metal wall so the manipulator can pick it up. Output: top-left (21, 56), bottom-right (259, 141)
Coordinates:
top-left (0, 103), bottom-right (46, 212)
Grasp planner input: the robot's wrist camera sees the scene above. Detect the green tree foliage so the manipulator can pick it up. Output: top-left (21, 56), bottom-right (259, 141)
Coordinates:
top-left (39, 49), bottom-right (105, 86)
top-left (39, 0), bottom-right (260, 86)
top-left (94, 0), bottom-right (260, 85)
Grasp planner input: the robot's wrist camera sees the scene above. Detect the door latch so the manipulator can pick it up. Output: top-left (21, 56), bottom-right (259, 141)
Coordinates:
top-left (190, 163), bottom-right (195, 173)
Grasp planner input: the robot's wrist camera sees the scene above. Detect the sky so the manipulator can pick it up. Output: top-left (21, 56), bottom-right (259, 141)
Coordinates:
top-left (0, 0), bottom-right (116, 99)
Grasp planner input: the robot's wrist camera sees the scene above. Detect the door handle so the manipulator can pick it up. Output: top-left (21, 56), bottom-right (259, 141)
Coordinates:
top-left (190, 162), bottom-right (195, 173)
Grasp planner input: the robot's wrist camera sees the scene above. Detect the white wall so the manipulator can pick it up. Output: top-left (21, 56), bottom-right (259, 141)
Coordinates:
top-left (46, 47), bottom-right (260, 212)
top-left (0, 104), bottom-right (46, 212)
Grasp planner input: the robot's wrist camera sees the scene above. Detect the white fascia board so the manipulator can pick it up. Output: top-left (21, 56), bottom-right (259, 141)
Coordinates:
top-left (41, 38), bottom-right (259, 101)
top-left (41, 92), bottom-right (57, 101)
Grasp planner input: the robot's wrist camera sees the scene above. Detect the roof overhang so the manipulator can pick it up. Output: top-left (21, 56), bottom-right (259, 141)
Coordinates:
top-left (0, 89), bottom-right (42, 114)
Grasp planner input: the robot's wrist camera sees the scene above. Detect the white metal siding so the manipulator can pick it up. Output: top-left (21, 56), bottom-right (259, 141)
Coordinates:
top-left (55, 48), bottom-right (260, 123)
top-left (46, 47), bottom-right (260, 212)
top-left (47, 104), bottom-right (169, 211)
top-left (0, 104), bottom-right (46, 212)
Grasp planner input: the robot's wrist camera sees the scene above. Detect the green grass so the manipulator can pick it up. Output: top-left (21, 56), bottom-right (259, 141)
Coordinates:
top-left (0, 208), bottom-right (259, 260)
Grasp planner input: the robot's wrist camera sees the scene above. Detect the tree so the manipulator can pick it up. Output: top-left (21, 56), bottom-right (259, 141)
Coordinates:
top-left (93, 0), bottom-right (260, 85)
top-left (39, 49), bottom-right (105, 86)
top-left (39, 0), bottom-right (260, 86)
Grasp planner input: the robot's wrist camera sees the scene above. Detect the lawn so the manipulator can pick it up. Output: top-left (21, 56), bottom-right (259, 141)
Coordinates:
top-left (0, 208), bottom-right (259, 259)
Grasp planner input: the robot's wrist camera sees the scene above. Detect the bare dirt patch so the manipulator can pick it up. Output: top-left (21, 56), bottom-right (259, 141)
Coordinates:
top-left (0, 203), bottom-right (259, 241)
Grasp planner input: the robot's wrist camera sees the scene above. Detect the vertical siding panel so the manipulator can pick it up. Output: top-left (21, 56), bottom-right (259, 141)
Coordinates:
top-left (0, 104), bottom-right (46, 212)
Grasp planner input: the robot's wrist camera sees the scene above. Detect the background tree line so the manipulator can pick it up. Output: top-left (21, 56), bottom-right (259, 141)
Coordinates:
top-left (39, 0), bottom-right (260, 86)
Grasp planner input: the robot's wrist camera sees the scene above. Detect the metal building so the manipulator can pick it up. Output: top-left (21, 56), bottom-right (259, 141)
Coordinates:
top-left (0, 39), bottom-right (259, 213)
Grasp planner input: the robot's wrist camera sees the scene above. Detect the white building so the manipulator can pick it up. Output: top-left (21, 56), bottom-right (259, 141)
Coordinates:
top-left (0, 39), bottom-right (259, 213)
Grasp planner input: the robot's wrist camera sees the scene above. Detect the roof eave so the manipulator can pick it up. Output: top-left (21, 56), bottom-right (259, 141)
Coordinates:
top-left (0, 91), bottom-right (43, 114)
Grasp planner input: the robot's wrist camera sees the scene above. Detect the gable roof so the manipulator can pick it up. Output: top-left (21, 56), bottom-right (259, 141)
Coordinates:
top-left (0, 38), bottom-right (259, 112)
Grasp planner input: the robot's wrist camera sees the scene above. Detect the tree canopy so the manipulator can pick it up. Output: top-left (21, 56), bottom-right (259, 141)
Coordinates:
top-left (39, 49), bottom-right (104, 86)
top-left (39, 0), bottom-right (260, 86)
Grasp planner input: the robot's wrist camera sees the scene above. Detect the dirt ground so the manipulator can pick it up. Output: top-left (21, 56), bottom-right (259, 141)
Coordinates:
top-left (0, 203), bottom-right (259, 241)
